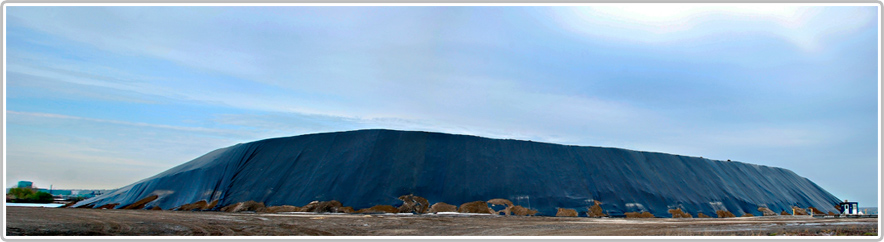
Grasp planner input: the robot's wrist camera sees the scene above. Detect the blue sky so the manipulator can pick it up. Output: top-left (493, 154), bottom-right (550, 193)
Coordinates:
top-left (4, 5), bottom-right (879, 207)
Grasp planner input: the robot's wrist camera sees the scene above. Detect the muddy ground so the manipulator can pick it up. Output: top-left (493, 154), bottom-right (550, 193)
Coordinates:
top-left (4, 207), bottom-right (879, 236)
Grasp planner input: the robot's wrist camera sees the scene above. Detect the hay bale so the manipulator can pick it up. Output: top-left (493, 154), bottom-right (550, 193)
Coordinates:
top-left (487, 198), bottom-right (513, 215)
top-left (458, 201), bottom-right (493, 214)
top-left (356, 205), bottom-right (399, 214)
top-left (808, 207), bottom-right (825, 215)
top-left (715, 210), bottom-right (735, 218)
top-left (487, 198), bottom-right (513, 207)
top-left (668, 208), bottom-right (692, 218)
top-left (397, 195), bottom-right (429, 214)
top-left (741, 213), bottom-right (754, 217)
top-left (510, 205), bottom-right (538, 216)
top-left (219, 202), bottom-right (240, 212)
top-left (250, 201), bottom-right (269, 212)
top-left (624, 211), bottom-right (655, 218)
top-left (150, 206), bottom-right (163, 210)
top-left (780, 210), bottom-right (790, 215)
top-left (791, 206), bottom-right (808, 215)
top-left (220, 201), bottom-right (266, 213)
top-left (206, 200), bottom-right (218, 210)
top-left (758, 207), bottom-right (777, 216)
top-left (299, 200), bottom-right (343, 213)
top-left (697, 212), bottom-right (710, 218)
top-left (556, 208), bottom-right (578, 217)
top-left (428, 202), bottom-right (457, 214)
top-left (586, 201), bottom-right (607, 218)
top-left (177, 200), bottom-right (208, 211)
top-left (510, 206), bottom-right (528, 216)
top-left (244, 201), bottom-right (266, 212)
top-left (120, 195), bottom-right (159, 209)
top-left (827, 211), bottom-right (835, 216)
top-left (337, 206), bottom-right (354, 214)
top-left (264, 205), bottom-right (301, 213)
top-left (97, 203), bottom-right (119, 209)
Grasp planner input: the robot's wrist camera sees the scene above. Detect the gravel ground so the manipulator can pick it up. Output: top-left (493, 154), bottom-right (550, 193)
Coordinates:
top-left (4, 207), bottom-right (879, 236)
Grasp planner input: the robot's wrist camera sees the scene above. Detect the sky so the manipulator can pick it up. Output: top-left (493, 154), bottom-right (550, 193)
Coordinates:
top-left (4, 5), bottom-right (879, 207)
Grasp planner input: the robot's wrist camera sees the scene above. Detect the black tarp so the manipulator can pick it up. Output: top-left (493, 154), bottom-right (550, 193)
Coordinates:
top-left (74, 129), bottom-right (841, 217)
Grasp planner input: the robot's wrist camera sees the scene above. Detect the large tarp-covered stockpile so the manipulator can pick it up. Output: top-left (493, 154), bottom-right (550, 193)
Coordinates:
top-left (73, 129), bottom-right (841, 217)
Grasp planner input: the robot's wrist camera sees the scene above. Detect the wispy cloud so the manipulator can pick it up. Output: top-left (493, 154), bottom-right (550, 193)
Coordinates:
top-left (8, 110), bottom-right (245, 137)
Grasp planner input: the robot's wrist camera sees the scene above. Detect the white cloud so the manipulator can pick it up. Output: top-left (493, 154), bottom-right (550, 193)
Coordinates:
top-left (550, 5), bottom-right (876, 52)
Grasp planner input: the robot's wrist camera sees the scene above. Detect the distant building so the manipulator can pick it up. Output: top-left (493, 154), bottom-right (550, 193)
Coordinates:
top-left (7, 181), bottom-right (113, 200)
top-left (16, 181), bottom-right (33, 189)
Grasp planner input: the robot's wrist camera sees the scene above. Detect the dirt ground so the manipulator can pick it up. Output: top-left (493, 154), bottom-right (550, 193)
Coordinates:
top-left (4, 207), bottom-right (879, 236)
